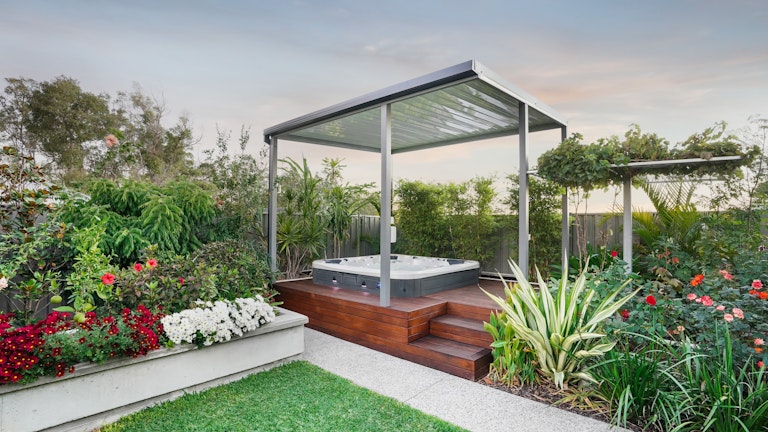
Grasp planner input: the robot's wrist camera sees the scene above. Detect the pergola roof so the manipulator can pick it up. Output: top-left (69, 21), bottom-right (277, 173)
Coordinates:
top-left (264, 60), bottom-right (567, 152)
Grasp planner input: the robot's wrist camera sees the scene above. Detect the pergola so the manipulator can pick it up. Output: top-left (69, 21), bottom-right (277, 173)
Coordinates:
top-left (264, 60), bottom-right (568, 307)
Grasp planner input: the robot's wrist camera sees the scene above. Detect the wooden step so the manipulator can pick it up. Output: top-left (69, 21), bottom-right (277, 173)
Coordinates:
top-left (430, 314), bottom-right (493, 348)
top-left (407, 335), bottom-right (491, 380)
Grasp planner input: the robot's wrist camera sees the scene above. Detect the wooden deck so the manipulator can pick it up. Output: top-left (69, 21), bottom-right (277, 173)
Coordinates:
top-left (274, 277), bottom-right (507, 380)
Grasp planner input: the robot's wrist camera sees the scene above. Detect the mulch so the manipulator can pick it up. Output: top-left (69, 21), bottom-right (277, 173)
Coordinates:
top-left (476, 375), bottom-right (650, 432)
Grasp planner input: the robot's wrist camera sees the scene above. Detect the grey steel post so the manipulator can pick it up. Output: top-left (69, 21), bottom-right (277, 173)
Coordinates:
top-left (268, 136), bottom-right (278, 274)
top-left (380, 104), bottom-right (392, 307)
top-left (518, 102), bottom-right (529, 277)
top-left (623, 177), bottom-right (632, 273)
top-left (560, 126), bottom-right (569, 272)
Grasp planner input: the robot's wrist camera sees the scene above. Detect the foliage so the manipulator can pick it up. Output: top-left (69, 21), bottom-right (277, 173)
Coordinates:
top-left (507, 174), bottom-right (564, 276)
top-left (44, 305), bottom-right (165, 364)
top-left (674, 327), bottom-right (768, 432)
top-left (589, 334), bottom-right (683, 430)
top-left (58, 223), bottom-right (117, 318)
top-left (483, 260), bottom-right (639, 389)
top-left (114, 242), bottom-right (276, 315)
top-left (89, 85), bottom-right (196, 184)
top-left (198, 126), bottom-right (269, 242)
top-left (443, 176), bottom-right (497, 266)
top-left (394, 180), bottom-right (448, 256)
top-left (537, 124), bottom-right (758, 191)
top-left (0, 306), bottom-right (164, 385)
top-left (484, 310), bottom-right (538, 386)
top-left (277, 157), bottom-right (326, 278)
top-left (59, 179), bottom-right (218, 264)
top-left (395, 178), bottom-right (498, 266)
top-left (0, 145), bottom-right (68, 323)
top-left (320, 158), bottom-right (374, 258)
top-left (101, 361), bottom-right (465, 432)
top-left (20, 77), bottom-right (118, 183)
top-left (633, 180), bottom-right (702, 257)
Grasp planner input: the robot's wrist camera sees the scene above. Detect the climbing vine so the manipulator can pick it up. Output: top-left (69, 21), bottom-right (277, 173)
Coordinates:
top-left (537, 123), bottom-right (759, 190)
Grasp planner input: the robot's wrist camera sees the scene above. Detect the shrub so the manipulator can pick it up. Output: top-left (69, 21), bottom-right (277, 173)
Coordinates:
top-left (483, 260), bottom-right (638, 389)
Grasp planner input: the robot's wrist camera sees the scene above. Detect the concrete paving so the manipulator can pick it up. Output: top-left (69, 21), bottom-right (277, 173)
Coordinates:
top-left (299, 328), bottom-right (627, 432)
top-left (299, 329), bottom-right (623, 432)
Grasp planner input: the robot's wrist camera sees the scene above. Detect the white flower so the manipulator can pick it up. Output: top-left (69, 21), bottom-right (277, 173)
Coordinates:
top-left (0, 277), bottom-right (7, 290)
top-left (161, 297), bottom-right (276, 346)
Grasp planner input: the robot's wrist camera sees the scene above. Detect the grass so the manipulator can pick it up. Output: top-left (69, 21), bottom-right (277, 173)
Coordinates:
top-left (100, 361), bottom-right (466, 432)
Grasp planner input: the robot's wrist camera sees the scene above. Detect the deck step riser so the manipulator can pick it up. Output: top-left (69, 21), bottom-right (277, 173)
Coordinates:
top-left (275, 278), bottom-right (506, 380)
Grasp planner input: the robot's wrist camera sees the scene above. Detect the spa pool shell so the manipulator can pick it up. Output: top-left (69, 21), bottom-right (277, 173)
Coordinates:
top-left (311, 255), bottom-right (480, 297)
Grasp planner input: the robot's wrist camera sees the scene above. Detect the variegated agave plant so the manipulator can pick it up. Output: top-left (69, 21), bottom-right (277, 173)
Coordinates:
top-left (483, 260), bottom-right (638, 389)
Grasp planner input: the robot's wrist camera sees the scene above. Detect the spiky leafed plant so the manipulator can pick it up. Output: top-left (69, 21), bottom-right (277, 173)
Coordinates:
top-left (277, 157), bottom-right (326, 279)
top-left (483, 260), bottom-right (639, 389)
top-left (633, 179), bottom-right (701, 255)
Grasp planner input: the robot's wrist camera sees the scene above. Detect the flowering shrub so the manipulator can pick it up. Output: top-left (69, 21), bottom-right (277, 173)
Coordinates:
top-left (1, 305), bottom-right (166, 385)
top-left (161, 296), bottom-right (275, 347)
top-left (0, 311), bottom-right (72, 384)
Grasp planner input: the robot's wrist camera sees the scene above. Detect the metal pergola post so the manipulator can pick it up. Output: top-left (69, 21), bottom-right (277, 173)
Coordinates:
top-left (623, 178), bottom-right (632, 273)
top-left (560, 126), bottom-right (569, 272)
top-left (268, 136), bottom-right (278, 274)
top-left (518, 101), bottom-right (529, 277)
top-left (379, 103), bottom-right (392, 307)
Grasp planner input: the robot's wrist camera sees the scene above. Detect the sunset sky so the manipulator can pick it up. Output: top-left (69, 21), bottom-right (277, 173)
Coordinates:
top-left (1, 0), bottom-right (766, 210)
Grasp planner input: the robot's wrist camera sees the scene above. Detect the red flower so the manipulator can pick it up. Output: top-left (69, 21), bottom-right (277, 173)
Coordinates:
top-left (690, 274), bottom-right (704, 287)
top-left (758, 361), bottom-right (764, 369)
top-left (752, 280), bottom-right (763, 289)
top-left (760, 292), bottom-right (768, 300)
top-left (645, 295), bottom-right (657, 306)
top-left (700, 295), bottom-right (714, 307)
top-left (610, 250), bottom-right (618, 258)
top-left (620, 309), bottom-right (630, 320)
top-left (178, 277), bottom-right (185, 285)
top-left (101, 273), bottom-right (115, 285)
top-left (133, 263), bottom-right (143, 272)
top-left (671, 257), bottom-right (680, 264)
top-left (147, 259), bottom-right (158, 269)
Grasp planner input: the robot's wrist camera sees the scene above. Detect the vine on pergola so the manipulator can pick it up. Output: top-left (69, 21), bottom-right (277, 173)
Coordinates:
top-left (536, 123), bottom-right (760, 190)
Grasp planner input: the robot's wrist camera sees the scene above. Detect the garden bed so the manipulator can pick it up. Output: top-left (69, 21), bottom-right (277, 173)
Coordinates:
top-left (0, 307), bottom-right (308, 432)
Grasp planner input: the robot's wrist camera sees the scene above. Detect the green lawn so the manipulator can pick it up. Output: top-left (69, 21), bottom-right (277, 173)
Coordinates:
top-left (100, 361), bottom-right (466, 432)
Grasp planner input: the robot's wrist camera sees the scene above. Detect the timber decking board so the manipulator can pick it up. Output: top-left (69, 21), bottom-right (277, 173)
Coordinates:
top-left (429, 315), bottom-right (493, 348)
top-left (274, 278), bottom-right (500, 380)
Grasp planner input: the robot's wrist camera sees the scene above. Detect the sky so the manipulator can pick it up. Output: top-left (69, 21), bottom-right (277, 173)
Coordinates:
top-left (1, 0), bottom-right (766, 211)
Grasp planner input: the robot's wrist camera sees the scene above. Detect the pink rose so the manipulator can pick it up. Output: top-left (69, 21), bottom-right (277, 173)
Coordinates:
top-left (752, 280), bottom-right (763, 289)
top-left (700, 296), bottom-right (714, 307)
top-left (723, 313), bottom-right (734, 322)
top-left (755, 338), bottom-right (765, 346)
top-left (686, 293), bottom-right (697, 301)
top-left (716, 305), bottom-right (725, 311)
top-left (732, 308), bottom-right (744, 319)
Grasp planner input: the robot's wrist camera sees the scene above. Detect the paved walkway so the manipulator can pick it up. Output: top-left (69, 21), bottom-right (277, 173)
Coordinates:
top-left (299, 328), bottom-right (626, 432)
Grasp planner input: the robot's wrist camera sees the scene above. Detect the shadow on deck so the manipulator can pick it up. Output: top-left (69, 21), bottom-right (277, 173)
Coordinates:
top-left (273, 278), bottom-right (507, 380)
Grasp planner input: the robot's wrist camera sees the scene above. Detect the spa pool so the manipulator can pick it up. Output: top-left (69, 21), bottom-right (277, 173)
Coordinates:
top-left (311, 254), bottom-right (480, 297)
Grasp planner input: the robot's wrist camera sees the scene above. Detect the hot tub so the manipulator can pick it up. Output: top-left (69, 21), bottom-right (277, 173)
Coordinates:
top-left (311, 254), bottom-right (480, 297)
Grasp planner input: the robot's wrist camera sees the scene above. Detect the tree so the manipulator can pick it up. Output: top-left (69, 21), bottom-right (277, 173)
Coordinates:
top-left (0, 78), bottom-right (36, 156)
top-left (25, 76), bottom-right (117, 182)
top-left (198, 126), bottom-right (269, 241)
top-left (91, 85), bottom-right (196, 184)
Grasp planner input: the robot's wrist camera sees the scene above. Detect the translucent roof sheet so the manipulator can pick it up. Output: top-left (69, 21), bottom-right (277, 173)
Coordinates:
top-left (264, 60), bottom-right (566, 153)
